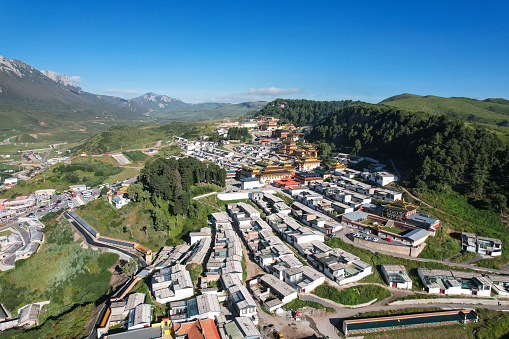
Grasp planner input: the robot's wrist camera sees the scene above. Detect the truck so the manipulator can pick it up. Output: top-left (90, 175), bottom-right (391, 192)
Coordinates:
top-left (273, 331), bottom-right (284, 339)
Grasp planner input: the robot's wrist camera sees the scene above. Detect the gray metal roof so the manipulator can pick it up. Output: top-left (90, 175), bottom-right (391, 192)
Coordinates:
top-left (259, 274), bottom-right (296, 297)
top-left (108, 325), bottom-right (162, 339)
top-left (342, 211), bottom-right (368, 221)
top-left (234, 317), bottom-right (262, 338)
top-left (403, 228), bottom-right (429, 241)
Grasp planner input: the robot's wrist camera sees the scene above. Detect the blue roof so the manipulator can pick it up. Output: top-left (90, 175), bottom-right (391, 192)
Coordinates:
top-left (241, 178), bottom-right (260, 182)
top-left (404, 228), bottom-right (429, 241)
top-left (343, 211), bottom-right (368, 221)
top-left (407, 214), bottom-right (438, 225)
top-left (98, 237), bottom-right (135, 248)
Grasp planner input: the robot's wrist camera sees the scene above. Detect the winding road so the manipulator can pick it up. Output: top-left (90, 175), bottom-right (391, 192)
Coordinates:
top-left (62, 211), bottom-right (147, 267)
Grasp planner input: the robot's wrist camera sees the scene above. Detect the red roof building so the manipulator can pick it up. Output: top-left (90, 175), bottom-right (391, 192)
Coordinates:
top-left (173, 319), bottom-right (221, 339)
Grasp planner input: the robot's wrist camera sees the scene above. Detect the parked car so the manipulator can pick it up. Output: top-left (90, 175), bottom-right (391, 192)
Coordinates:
top-left (373, 238), bottom-right (379, 242)
top-left (385, 237), bottom-right (393, 242)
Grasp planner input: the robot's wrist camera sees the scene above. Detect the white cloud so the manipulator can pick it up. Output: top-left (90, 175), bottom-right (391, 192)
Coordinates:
top-left (106, 89), bottom-right (139, 95)
top-left (212, 87), bottom-right (303, 103)
top-left (68, 75), bottom-right (82, 83)
top-left (243, 87), bottom-right (301, 96)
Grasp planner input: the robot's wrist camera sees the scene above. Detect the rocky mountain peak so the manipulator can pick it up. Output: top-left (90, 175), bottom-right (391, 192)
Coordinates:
top-left (40, 70), bottom-right (82, 91)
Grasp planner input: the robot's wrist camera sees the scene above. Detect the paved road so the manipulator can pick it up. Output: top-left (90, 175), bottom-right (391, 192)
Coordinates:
top-left (302, 292), bottom-right (509, 338)
top-left (41, 149), bottom-right (51, 163)
top-left (192, 191), bottom-right (218, 200)
top-left (0, 135), bottom-right (16, 145)
top-left (63, 211), bottom-right (147, 267)
top-left (12, 223), bottom-right (28, 244)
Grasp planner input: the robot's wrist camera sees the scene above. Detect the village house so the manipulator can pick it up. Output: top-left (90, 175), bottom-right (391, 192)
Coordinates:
top-left (169, 293), bottom-right (221, 323)
top-left (461, 232), bottom-right (502, 257)
top-left (381, 265), bottom-right (413, 289)
top-left (282, 265), bottom-right (325, 293)
top-left (418, 268), bottom-right (492, 296)
top-left (152, 264), bottom-right (194, 303)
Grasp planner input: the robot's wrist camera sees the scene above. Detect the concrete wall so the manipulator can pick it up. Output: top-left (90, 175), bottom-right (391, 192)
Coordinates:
top-left (217, 190), bottom-right (277, 201)
top-left (352, 237), bottom-right (426, 257)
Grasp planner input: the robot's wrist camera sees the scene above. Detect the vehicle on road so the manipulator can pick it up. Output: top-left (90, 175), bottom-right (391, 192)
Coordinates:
top-left (273, 331), bottom-right (284, 339)
top-left (385, 237), bottom-right (393, 242)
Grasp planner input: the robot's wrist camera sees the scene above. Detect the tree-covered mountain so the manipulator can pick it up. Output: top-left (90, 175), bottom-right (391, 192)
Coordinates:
top-left (310, 103), bottom-right (509, 203)
top-left (256, 98), bottom-right (355, 126)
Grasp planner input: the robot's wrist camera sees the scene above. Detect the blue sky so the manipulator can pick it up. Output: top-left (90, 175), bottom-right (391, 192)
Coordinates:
top-left (2, 1), bottom-right (508, 103)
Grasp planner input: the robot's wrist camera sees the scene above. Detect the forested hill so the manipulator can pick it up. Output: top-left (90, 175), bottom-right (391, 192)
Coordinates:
top-left (310, 103), bottom-right (509, 204)
top-left (257, 98), bottom-right (354, 126)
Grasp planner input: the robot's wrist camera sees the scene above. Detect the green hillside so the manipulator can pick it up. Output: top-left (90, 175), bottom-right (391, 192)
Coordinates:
top-left (0, 213), bottom-right (118, 331)
top-left (380, 94), bottom-right (509, 138)
top-left (73, 121), bottom-right (215, 155)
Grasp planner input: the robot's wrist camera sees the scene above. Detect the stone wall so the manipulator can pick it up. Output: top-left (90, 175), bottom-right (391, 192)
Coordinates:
top-left (352, 237), bottom-right (426, 257)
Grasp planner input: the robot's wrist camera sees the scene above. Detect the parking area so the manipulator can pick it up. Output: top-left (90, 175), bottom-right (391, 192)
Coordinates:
top-left (351, 231), bottom-right (379, 243)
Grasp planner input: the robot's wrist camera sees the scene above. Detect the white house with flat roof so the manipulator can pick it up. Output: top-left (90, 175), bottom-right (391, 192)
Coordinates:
top-left (258, 274), bottom-right (298, 306)
top-left (241, 178), bottom-right (264, 190)
top-left (189, 227), bottom-right (212, 246)
top-left (381, 265), bottom-right (412, 289)
top-left (283, 266), bottom-right (325, 293)
top-left (418, 268), bottom-right (491, 297)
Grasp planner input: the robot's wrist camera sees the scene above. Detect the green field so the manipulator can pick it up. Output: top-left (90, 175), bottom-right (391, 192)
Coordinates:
top-left (75, 185), bottom-right (223, 252)
top-left (313, 284), bottom-right (390, 305)
top-left (73, 121), bottom-right (218, 155)
top-left (412, 189), bottom-right (508, 267)
top-left (282, 297), bottom-right (335, 313)
top-left (380, 94), bottom-right (509, 126)
top-left (0, 303), bottom-right (95, 339)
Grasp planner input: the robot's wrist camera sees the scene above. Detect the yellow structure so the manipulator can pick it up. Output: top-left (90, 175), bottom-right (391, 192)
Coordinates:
top-left (294, 157), bottom-right (321, 171)
top-left (382, 200), bottom-right (418, 221)
top-left (240, 161), bottom-right (295, 183)
top-left (329, 160), bottom-right (346, 172)
top-left (278, 137), bottom-right (299, 155)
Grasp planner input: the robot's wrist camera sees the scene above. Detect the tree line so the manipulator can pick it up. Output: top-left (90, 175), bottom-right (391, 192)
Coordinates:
top-left (256, 98), bottom-right (355, 126)
top-left (207, 127), bottom-right (252, 142)
top-left (127, 157), bottom-right (226, 230)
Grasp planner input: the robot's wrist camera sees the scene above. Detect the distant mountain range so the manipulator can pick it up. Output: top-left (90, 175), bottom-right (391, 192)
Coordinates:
top-left (0, 55), bottom-right (265, 139)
